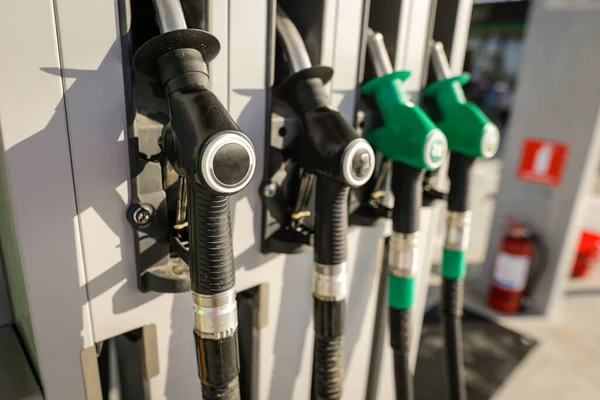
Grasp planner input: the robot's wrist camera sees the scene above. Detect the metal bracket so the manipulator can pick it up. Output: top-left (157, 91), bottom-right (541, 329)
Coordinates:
top-left (124, 0), bottom-right (191, 293)
top-left (349, 106), bottom-right (392, 226)
top-left (260, 105), bottom-right (314, 254)
top-left (127, 111), bottom-right (191, 293)
top-left (422, 170), bottom-right (448, 206)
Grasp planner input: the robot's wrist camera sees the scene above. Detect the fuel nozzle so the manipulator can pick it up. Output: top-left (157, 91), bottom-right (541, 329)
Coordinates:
top-left (363, 30), bottom-right (449, 400)
top-left (426, 42), bottom-right (500, 400)
top-left (133, 1), bottom-right (254, 399)
top-left (363, 29), bottom-right (448, 172)
top-left (134, 0), bottom-right (255, 195)
top-left (274, 8), bottom-right (374, 400)
top-left (275, 8), bottom-right (375, 188)
top-left (425, 42), bottom-right (499, 160)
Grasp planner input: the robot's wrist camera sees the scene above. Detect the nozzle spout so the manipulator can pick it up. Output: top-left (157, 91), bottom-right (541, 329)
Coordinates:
top-left (275, 6), bottom-right (312, 72)
top-left (153, 0), bottom-right (187, 33)
top-left (430, 41), bottom-right (454, 80)
top-left (366, 29), bottom-right (394, 77)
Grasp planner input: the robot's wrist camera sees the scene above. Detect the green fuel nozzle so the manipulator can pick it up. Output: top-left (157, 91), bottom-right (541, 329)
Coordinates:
top-left (425, 42), bottom-right (500, 160)
top-left (425, 41), bottom-right (501, 282)
top-left (363, 30), bottom-right (449, 400)
top-left (362, 29), bottom-right (451, 313)
top-left (426, 42), bottom-right (501, 400)
top-left (362, 30), bottom-right (448, 172)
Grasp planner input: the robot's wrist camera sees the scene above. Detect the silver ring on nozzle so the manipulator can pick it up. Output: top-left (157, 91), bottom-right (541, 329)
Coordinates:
top-left (200, 132), bottom-right (256, 195)
top-left (444, 211), bottom-right (473, 251)
top-left (423, 129), bottom-right (449, 170)
top-left (341, 138), bottom-right (376, 188)
top-left (312, 262), bottom-right (348, 301)
top-left (388, 232), bottom-right (420, 278)
top-left (193, 289), bottom-right (239, 339)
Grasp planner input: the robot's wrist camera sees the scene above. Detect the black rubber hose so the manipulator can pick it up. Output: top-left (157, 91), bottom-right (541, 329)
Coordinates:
top-left (390, 308), bottom-right (414, 400)
top-left (313, 299), bottom-right (345, 400)
top-left (391, 163), bottom-right (423, 234)
top-left (195, 332), bottom-right (241, 400)
top-left (314, 178), bottom-right (349, 265)
top-left (365, 242), bottom-right (389, 400)
top-left (188, 181), bottom-right (240, 400)
top-left (187, 182), bottom-right (235, 295)
top-left (440, 278), bottom-right (466, 400)
top-left (446, 153), bottom-right (474, 213)
top-left (442, 152), bottom-right (473, 400)
top-left (201, 381), bottom-right (240, 400)
top-left (312, 177), bottom-right (348, 400)
top-left (388, 163), bottom-right (421, 400)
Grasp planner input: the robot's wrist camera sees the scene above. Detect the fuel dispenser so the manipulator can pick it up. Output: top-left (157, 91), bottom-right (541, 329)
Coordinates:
top-left (131, 0), bottom-right (256, 397)
top-left (361, 30), bottom-right (448, 400)
top-left (425, 42), bottom-right (500, 400)
top-left (4, 0), bottom-right (600, 398)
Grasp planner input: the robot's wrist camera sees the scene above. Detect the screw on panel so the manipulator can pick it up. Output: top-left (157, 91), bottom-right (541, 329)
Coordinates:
top-left (263, 182), bottom-right (277, 199)
top-left (131, 204), bottom-right (154, 229)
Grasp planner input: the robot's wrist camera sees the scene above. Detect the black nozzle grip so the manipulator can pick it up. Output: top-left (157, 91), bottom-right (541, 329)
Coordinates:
top-left (447, 153), bottom-right (474, 213)
top-left (391, 163), bottom-right (423, 234)
top-left (187, 182), bottom-right (235, 295)
top-left (314, 178), bottom-right (349, 265)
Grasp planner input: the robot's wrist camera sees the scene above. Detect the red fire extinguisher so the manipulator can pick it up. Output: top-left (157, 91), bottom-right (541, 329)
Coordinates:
top-left (488, 219), bottom-right (545, 314)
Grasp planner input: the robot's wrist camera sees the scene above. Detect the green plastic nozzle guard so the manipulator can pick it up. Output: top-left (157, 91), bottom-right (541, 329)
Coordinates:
top-left (388, 275), bottom-right (415, 310)
top-left (441, 249), bottom-right (467, 280)
top-left (424, 72), bottom-right (499, 160)
top-left (362, 71), bottom-right (447, 171)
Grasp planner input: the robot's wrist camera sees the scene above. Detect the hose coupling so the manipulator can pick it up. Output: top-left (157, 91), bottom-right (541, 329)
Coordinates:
top-left (444, 211), bottom-right (472, 251)
top-left (389, 232), bottom-right (420, 278)
top-left (193, 289), bottom-right (238, 339)
top-left (312, 262), bottom-right (348, 301)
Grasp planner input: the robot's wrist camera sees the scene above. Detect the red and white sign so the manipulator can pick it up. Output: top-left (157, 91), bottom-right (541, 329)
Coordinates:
top-left (517, 138), bottom-right (569, 187)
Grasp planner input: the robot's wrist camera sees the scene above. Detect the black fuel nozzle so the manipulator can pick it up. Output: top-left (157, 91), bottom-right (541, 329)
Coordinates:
top-left (274, 9), bottom-right (375, 189)
top-left (275, 68), bottom-right (374, 188)
top-left (132, 1), bottom-right (254, 399)
top-left (274, 7), bottom-right (374, 400)
top-left (134, 18), bottom-right (255, 196)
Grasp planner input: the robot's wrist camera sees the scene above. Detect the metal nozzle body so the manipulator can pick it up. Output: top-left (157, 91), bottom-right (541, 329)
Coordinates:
top-left (275, 7), bottom-right (312, 72)
top-left (366, 29), bottom-right (394, 78)
top-left (154, 0), bottom-right (188, 33)
top-left (430, 41), bottom-right (454, 80)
